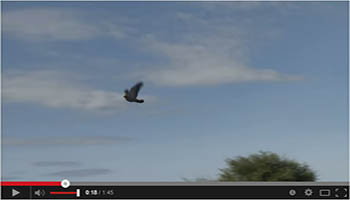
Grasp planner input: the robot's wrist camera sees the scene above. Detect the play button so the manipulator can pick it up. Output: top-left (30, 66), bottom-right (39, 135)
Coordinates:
top-left (12, 189), bottom-right (20, 197)
top-left (2, 187), bottom-right (29, 198)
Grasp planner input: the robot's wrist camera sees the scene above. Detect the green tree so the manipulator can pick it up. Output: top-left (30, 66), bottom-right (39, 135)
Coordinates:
top-left (218, 151), bottom-right (317, 181)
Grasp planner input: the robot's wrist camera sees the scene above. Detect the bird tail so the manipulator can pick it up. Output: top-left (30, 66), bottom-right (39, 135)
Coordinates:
top-left (136, 99), bottom-right (144, 103)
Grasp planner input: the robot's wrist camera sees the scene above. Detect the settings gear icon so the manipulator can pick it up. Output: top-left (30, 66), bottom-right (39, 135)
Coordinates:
top-left (304, 188), bottom-right (313, 197)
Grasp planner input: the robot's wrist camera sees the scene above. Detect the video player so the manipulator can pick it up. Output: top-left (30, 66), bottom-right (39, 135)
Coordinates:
top-left (1, 1), bottom-right (349, 199)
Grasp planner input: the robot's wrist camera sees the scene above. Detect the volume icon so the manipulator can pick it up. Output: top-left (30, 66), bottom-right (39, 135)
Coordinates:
top-left (34, 189), bottom-right (46, 197)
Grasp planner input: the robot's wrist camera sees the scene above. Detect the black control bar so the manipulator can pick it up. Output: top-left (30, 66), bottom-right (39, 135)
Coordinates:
top-left (2, 185), bottom-right (349, 199)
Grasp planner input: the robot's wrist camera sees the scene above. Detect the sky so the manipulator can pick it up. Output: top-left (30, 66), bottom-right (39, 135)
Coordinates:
top-left (1, 2), bottom-right (348, 182)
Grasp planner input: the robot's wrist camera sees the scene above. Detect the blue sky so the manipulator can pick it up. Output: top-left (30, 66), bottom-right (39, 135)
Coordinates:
top-left (1, 2), bottom-right (348, 181)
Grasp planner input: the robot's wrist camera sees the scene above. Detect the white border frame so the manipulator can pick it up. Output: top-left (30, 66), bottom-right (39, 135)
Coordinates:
top-left (0, 0), bottom-right (348, 192)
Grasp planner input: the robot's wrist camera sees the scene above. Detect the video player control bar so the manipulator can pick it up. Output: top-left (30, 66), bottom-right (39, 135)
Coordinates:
top-left (1, 181), bottom-right (349, 199)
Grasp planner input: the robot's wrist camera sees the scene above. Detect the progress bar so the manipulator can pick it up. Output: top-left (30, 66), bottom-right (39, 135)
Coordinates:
top-left (1, 181), bottom-right (61, 186)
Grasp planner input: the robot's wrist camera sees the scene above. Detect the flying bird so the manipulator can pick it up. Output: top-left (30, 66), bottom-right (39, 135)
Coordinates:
top-left (124, 82), bottom-right (144, 103)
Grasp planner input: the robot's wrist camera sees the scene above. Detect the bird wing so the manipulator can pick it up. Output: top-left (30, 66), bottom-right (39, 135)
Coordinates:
top-left (129, 82), bottom-right (143, 98)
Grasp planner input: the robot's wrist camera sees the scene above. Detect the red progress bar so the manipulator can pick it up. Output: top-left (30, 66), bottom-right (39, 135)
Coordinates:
top-left (1, 181), bottom-right (61, 186)
top-left (50, 191), bottom-right (77, 195)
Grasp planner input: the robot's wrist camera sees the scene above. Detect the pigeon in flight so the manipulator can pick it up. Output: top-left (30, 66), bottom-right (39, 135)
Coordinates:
top-left (124, 82), bottom-right (144, 103)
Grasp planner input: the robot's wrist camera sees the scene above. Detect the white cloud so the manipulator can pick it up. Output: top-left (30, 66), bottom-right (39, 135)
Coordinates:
top-left (3, 8), bottom-right (129, 41)
top-left (3, 70), bottom-right (128, 112)
top-left (137, 36), bottom-right (302, 87)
